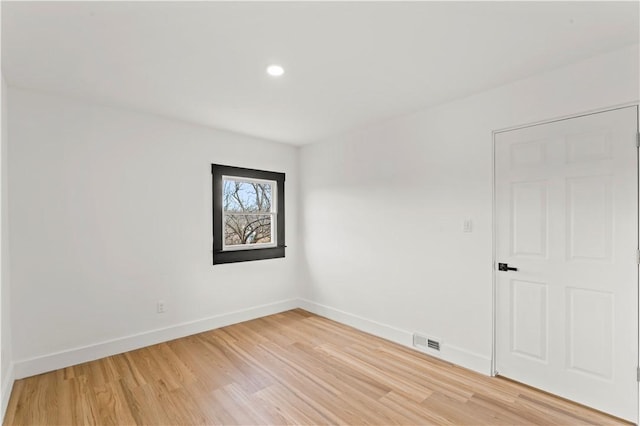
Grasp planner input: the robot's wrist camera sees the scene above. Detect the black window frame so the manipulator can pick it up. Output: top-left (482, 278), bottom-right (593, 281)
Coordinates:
top-left (211, 164), bottom-right (285, 265)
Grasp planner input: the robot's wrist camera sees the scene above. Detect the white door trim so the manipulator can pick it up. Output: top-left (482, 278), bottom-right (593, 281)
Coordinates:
top-left (491, 102), bottom-right (640, 421)
top-left (493, 101), bottom-right (640, 136)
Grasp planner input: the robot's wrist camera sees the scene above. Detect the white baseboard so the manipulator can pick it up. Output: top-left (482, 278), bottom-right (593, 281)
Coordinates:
top-left (1, 362), bottom-right (15, 424)
top-left (13, 298), bottom-right (298, 379)
top-left (12, 297), bottom-right (491, 383)
top-left (298, 298), bottom-right (492, 375)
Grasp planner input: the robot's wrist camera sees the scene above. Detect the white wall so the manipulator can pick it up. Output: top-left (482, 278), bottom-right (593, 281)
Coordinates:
top-left (299, 44), bottom-right (640, 373)
top-left (0, 74), bottom-right (13, 419)
top-left (8, 88), bottom-right (300, 377)
top-left (4, 42), bottom-right (638, 386)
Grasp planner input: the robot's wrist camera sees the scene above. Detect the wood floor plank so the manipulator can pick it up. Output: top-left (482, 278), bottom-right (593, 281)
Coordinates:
top-left (3, 309), bottom-right (631, 425)
top-left (93, 381), bottom-right (137, 426)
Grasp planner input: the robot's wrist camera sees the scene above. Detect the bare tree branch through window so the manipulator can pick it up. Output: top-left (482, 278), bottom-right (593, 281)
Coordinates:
top-left (223, 179), bottom-right (274, 246)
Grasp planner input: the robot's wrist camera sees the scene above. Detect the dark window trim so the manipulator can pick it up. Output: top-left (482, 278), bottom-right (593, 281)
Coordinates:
top-left (211, 164), bottom-right (285, 265)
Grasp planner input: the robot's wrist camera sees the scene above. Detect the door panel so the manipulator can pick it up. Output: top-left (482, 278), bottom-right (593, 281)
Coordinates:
top-left (511, 180), bottom-right (548, 257)
top-left (495, 106), bottom-right (638, 422)
top-left (566, 287), bottom-right (614, 380)
top-left (566, 175), bottom-right (613, 261)
top-left (510, 279), bottom-right (548, 362)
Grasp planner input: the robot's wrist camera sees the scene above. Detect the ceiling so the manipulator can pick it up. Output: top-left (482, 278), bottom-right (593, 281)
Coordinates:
top-left (2, 2), bottom-right (639, 145)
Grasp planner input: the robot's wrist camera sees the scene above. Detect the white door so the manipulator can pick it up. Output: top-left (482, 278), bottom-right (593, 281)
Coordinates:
top-left (495, 106), bottom-right (638, 422)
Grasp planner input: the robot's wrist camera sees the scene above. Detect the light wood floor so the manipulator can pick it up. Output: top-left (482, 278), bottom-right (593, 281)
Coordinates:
top-left (4, 309), bottom-right (629, 425)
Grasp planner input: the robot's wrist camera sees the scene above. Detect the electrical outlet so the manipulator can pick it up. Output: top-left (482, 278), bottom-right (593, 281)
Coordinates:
top-left (157, 300), bottom-right (166, 313)
top-left (463, 219), bottom-right (473, 233)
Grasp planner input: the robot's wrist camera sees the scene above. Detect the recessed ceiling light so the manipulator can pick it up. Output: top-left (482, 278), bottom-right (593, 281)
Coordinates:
top-left (266, 64), bottom-right (285, 77)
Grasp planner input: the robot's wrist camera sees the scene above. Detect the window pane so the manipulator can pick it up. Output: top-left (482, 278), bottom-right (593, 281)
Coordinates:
top-left (223, 179), bottom-right (272, 213)
top-left (224, 214), bottom-right (273, 246)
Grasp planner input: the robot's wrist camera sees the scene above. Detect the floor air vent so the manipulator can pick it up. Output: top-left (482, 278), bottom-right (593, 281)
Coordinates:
top-left (413, 333), bottom-right (441, 352)
top-left (427, 339), bottom-right (440, 351)
top-left (413, 334), bottom-right (428, 348)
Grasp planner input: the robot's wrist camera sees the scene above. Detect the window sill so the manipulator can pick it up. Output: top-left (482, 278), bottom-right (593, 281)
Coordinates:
top-left (212, 246), bottom-right (285, 265)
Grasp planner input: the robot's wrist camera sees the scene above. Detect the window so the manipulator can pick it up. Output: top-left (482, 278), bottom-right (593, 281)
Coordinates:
top-left (211, 164), bottom-right (285, 264)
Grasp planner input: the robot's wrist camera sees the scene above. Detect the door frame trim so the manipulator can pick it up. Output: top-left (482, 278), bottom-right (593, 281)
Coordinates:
top-left (491, 102), bottom-right (640, 421)
top-left (493, 101), bottom-right (639, 136)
